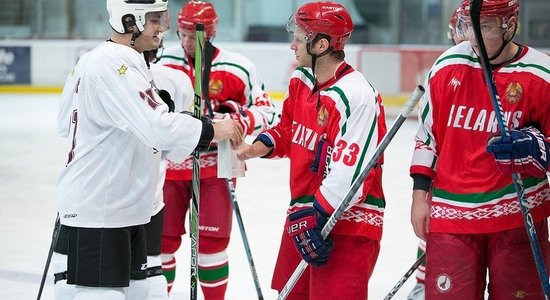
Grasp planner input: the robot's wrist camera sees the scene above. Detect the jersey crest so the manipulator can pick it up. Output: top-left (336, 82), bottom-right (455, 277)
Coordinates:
top-left (208, 78), bottom-right (223, 97)
top-left (505, 81), bottom-right (523, 105)
top-left (317, 106), bottom-right (329, 127)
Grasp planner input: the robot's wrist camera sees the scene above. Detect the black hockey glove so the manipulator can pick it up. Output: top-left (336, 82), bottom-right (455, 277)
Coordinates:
top-left (286, 203), bottom-right (333, 267)
top-left (158, 89), bottom-right (175, 113)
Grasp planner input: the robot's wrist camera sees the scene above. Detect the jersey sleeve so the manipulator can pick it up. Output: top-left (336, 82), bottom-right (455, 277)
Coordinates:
top-left (314, 85), bottom-right (384, 213)
top-left (410, 72), bottom-right (438, 180)
top-left (86, 53), bottom-right (202, 154)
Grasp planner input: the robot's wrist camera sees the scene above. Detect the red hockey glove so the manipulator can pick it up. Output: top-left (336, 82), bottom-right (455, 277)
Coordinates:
top-left (310, 136), bottom-right (333, 178)
top-left (486, 126), bottom-right (549, 178)
top-left (286, 205), bottom-right (333, 267)
top-left (214, 100), bottom-right (252, 135)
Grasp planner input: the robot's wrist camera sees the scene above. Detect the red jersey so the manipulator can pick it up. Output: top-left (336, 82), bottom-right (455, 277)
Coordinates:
top-left (160, 45), bottom-right (277, 180)
top-left (262, 62), bottom-right (387, 240)
top-left (410, 42), bottom-right (550, 234)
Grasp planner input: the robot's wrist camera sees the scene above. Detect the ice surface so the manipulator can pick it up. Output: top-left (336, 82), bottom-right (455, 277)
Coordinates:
top-left (0, 94), bottom-right (420, 299)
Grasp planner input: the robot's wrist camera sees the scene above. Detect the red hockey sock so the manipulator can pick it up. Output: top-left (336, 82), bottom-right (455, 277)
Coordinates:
top-left (161, 254), bottom-right (176, 293)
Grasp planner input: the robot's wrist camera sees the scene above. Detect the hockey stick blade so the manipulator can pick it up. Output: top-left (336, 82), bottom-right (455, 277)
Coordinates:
top-left (277, 85), bottom-right (425, 300)
top-left (383, 253), bottom-right (425, 300)
top-left (36, 214), bottom-right (61, 300)
top-left (470, 0), bottom-right (550, 297)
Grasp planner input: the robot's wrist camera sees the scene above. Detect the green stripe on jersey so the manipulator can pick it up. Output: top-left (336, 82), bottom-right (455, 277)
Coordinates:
top-left (434, 53), bottom-right (477, 66)
top-left (433, 176), bottom-right (546, 204)
top-left (296, 67), bottom-right (315, 84)
top-left (364, 194), bottom-right (385, 208)
top-left (212, 61), bottom-right (253, 104)
top-left (159, 54), bottom-right (188, 64)
top-left (324, 86), bottom-right (351, 135)
top-left (290, 195), bottom-right (314, 206)
top-left (352, 116), bottom-right (377, 184)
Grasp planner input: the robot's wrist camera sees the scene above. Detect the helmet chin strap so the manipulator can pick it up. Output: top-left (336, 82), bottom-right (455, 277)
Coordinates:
top-left (130, 32), bottom-right (142, 46)
top-left (306, 40), bottom-right (333, 78)
top-left (306, 41), bottom-right (333, 111)
top-left (488, 22), bottom-right (517, 62)
top-left (122, 15), bottom-right (142, 47)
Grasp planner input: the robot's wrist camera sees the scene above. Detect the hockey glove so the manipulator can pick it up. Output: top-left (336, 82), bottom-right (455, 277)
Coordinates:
top-left (486, 126), bottom-right (550, 178)
top-left (214, 100), bottom-right (252, 135)
top-left (286, 205), bottom-right (333, 267)
top-left (158, 89), bottom-right (175, 113)
top-left (310, 136), bottom-right (333, 178)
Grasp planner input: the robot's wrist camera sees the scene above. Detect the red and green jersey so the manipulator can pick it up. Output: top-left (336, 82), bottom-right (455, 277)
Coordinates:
top-left (263, 62), bottom-right (387, 240)
top-left (160, 45), bottom-right (278, 180)
top-left (410, 42), bottom-right (550, 234)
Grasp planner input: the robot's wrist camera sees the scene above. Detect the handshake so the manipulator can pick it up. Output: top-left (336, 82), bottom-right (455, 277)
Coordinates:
top-left (211, 100), bottom-right (252, 136)
top-left (158, 89), bottom-right (244, 149)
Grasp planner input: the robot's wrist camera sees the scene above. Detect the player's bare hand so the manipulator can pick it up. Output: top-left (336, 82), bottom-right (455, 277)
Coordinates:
top-left (230, 120), bottom-right (244, 148)
top-left (237, 142), bottom-right (272, 160)
top-left (213, 119), bottom-right (243, 146)
top-left (411, 189), bottom-right (430, 241)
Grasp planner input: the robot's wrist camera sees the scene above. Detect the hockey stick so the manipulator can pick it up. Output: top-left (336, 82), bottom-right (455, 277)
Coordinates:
top-left (277, 85), bottom-right (425, 300)
top-left (190, 23), bottom-right (205, 300)
top-left (36, 214), bottom-right (61, 300)
top-left (383, 253), bottom-right (425, 300)
top-left (200, 41), bottom-right (264, 299)
top-left (469, 1), bottom-right (550, 297)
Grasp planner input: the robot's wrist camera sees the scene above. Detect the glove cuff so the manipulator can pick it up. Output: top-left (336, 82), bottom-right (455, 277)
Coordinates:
top-left (197, 116), bottom-right (214, 151)
top-left (287, 208), bottom-right (317, 236)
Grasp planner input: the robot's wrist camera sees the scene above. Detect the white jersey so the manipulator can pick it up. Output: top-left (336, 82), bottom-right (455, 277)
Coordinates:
top-left (149, 62), bottom-right (194, 113)
top-left (57, 41), bottom-right (202, 228)
top-left (149, 62), bottom-right (194, 215)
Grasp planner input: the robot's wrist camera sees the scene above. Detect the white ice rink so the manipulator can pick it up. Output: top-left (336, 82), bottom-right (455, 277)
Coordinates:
top-left (0, 94), bottom-right (421, 299)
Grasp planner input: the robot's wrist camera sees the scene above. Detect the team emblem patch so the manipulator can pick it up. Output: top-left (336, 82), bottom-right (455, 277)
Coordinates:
top-left (317, 106), bottom-right (329, 127)
top-left (118, 64), bottom-right (128, 75)
top-left (209, 78), bottom-right (223, 97)
top-left (436, 273), bottom-right (452, 293)
top-left (505, 81), bottom-right (523, 104)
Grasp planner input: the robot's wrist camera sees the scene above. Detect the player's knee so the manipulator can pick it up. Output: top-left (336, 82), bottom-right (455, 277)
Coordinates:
top-left (161, 235), bottom-right (182, 254)
top-left (200, 236), bottom-right (230, 253)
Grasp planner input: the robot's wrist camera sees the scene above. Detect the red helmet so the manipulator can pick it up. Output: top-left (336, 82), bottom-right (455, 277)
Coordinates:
top-left (177, 1), bottom-right (218, 39)
top-left (460, 0), bottom-right (520, 19)
top-left (449, 6), bottom-right (461, 30)
top-left (288, 1), bottom-right (354, 51)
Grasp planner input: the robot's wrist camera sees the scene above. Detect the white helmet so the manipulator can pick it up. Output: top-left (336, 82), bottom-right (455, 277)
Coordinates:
top-left (107, 0), bottom-right (169, 34)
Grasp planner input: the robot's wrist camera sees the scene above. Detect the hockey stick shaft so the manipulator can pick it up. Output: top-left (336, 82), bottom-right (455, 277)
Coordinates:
top-left (469, 1), bottom-right (550, 297)
top-left (190, 23), bottom-right (205, 300)
top-left (226, 179), bottom-right (264, 299)
top-left (36, 214), bottom-right (61, 300)
top-left (197, 38), bottom-right (264, 299)
top-left (383, 253), bottom-right (426, 300)
top-left (277, 85), bottom-right (425, 300)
